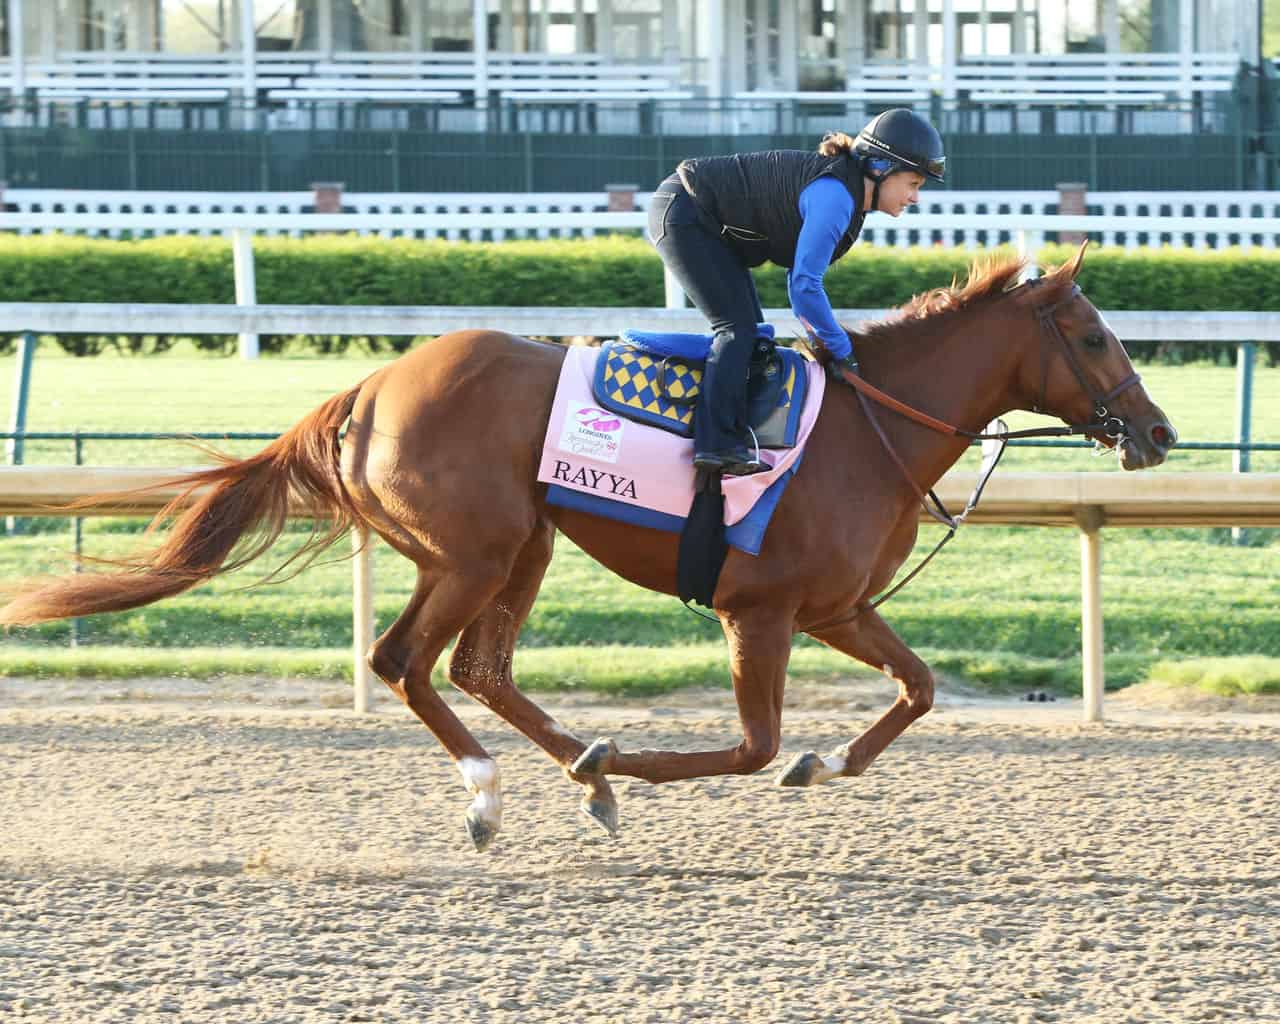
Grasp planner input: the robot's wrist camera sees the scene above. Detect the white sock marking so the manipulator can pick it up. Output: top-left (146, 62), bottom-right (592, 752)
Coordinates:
top-left (457, 757), bottom-right (502, 832)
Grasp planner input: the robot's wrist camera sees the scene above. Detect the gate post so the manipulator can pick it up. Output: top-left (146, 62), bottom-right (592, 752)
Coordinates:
top-left (1076, 506), bottom-right (1105, 722)
top-left (232, 228), bottom-right (258, 359)
top-left (311, 181), bottom-right (345, 213)
top-left (1057, 182), bottom-right (1088, 245)
top-left (352, 528), bottom-right (375, 713)
top-left (5, 330), bottom-right (35, 535)
top-left (1233, 341), bottom-right (1255, 543)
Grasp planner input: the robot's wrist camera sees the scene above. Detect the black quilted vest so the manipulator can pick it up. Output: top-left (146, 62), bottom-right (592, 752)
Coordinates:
top-left (676, 149), bottom-right (867, 268)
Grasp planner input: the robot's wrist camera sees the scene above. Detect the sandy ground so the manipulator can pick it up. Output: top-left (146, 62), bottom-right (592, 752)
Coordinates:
top-left (0, 676), bottom-right (1277, 1024)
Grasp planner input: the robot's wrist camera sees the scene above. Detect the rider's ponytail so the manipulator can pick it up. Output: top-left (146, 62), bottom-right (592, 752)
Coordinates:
top-left (818, 131), bottom-right (856, 157)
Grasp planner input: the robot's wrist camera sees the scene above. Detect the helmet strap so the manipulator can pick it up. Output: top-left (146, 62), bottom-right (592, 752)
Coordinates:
top-left (870, 177), bottom-right (884, 213)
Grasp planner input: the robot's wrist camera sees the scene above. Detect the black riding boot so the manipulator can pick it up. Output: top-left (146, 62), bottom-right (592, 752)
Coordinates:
top-left (693, 327), bottom-right (766, 476)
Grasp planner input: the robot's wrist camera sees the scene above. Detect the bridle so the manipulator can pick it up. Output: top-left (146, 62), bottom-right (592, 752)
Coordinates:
top-left (797, 279), bottom-right (1143, 632)
top-left (816, 280), bottom-right (1141, 451)
top-left (1028, 280), bottom-right (1142, 442)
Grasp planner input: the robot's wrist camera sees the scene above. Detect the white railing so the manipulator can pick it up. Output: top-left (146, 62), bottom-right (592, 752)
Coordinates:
top-left (3, 303), bottom-right (1280, 342)
top-left (5, 208), bottom-right (1280, 257)
top-left (866, 191), bottom-right (1280, 251)
top-left (0, 190), bottom-right (635, 241)
top-left (7, 189), bottom-right (1280, 250)
top-left (7, 189), bottom-right (1280, 249)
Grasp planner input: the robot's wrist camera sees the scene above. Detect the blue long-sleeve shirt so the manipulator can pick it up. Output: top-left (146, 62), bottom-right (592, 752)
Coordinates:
top-left (788, 176), bottom-right (856, 360)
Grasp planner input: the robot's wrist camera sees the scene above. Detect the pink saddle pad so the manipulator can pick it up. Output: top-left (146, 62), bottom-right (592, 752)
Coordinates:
top-left (537, 346), bottom-right (825, 531)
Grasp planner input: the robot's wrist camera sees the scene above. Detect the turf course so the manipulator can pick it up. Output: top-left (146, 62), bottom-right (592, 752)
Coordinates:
top-left (2, 344), bottom-right (1278, 697)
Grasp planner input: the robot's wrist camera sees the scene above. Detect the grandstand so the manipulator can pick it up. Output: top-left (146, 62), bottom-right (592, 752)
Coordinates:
top-left (0, 2), bottom-right (1276, 191)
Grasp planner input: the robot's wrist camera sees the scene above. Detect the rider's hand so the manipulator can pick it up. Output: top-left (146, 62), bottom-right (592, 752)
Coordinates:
top-left (827, 354), bottom-right (861, 382)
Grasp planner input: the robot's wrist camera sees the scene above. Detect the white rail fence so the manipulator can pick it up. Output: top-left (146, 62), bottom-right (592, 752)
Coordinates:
top-left (5, 302), bottom-right (1280, 342)
top-left (7, 188), bottom-right (1280, 248)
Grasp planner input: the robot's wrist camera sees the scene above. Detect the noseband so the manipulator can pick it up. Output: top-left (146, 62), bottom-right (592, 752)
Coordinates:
top-left (1029, 281), bottom-right (1142, 441)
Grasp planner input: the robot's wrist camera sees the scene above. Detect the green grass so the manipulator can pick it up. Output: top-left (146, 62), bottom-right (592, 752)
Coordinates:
top-left (2, 344), bottom-right (1279, 698)
top-left (1146, 656), bottom-right (1280, 697)
top-left (0, 642), bottom-right (1165, 697)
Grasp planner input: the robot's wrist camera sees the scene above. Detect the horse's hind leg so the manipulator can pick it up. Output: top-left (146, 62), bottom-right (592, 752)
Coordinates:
top-left (447, 520), bottom-right (619, 838)
top-left (367, 568), bottom-right (511, 851)
top-left (776, 607), bottom-right (934, 788)
top-left (572, 609), bottom-right (792, 784)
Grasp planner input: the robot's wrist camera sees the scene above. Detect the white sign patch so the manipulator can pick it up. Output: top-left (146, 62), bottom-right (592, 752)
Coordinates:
top-left (558, 402), bottom-right (625, 464)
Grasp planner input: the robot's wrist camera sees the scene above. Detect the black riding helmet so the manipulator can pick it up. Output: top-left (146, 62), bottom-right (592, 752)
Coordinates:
top-left (854, 108), bottom-right (946, 183)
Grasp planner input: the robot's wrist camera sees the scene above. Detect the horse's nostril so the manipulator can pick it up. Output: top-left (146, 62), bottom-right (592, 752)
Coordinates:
top-left (1150, 423), bottom-right (1174, 450)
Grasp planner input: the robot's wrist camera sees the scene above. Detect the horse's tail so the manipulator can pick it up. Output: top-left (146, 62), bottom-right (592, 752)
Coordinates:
top-left (0, 383), bottom-right (368, 627)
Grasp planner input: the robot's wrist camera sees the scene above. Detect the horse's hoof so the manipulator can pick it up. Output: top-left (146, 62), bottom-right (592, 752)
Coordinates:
top-left (572, 737), bottom-right (617, 776)
top-left (465, 811), bottom-right (497, 853)
top-left (775, 751), bottom-right (823, 788)
top-left (580, 795), bottom-right (620, 838)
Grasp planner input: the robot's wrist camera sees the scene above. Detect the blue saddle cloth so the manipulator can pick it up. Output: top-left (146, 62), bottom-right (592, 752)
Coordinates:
top-left (591, 324), bottom-right (807, 448)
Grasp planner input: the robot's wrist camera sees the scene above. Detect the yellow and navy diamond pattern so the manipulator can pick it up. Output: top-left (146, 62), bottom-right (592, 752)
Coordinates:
top-left (602, 345), bottom-right (703, 432)
top-left (593, 338), bottom-right (805, 443)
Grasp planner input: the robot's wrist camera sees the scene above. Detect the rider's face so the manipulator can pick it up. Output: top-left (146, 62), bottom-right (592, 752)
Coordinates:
top-left (877, 171), bottom-right (926, 216)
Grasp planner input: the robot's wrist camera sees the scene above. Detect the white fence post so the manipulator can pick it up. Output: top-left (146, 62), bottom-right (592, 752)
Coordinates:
top-left (1076, 507), bottom-right (1105, 722)
top-left (352, 528), bottom-right (375, 714)
top-left (663, 265), bottom-right (687, 309)
top-left (1015, 228), bottom-right (1040, 280)
top-left (232, 228), bottom-right (259, 359)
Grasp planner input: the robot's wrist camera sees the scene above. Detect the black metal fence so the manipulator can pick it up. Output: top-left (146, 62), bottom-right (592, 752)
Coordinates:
top-left (0, 121), bottom-right (1262, 193)
top-left (0, 85), bottom-right (1271, 192)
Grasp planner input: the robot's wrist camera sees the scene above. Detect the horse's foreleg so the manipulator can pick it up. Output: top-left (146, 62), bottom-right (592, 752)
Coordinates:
top-left (573, 611), bottom-right (792, 785)
top-left (368, 569), bottom-right (509, 851)
top-left (447, 523), bottom-right (619, 838)
top-left (777, 608), bottom-right (934, 788)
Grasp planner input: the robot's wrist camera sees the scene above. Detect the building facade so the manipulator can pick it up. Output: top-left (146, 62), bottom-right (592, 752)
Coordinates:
top-left (0, 1), bottom-right (1265, 97)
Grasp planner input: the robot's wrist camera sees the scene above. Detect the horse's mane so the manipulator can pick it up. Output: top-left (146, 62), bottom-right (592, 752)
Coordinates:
top-left (857, 252), bottom-right (1044, 345)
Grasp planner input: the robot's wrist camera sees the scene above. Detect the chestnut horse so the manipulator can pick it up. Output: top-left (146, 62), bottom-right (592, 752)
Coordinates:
top-left (0, 246), bottom-right (1176, 852)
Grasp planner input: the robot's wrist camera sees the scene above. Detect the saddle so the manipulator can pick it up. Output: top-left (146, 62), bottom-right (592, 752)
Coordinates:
top-left (591, 324), bottom-right (809, 450)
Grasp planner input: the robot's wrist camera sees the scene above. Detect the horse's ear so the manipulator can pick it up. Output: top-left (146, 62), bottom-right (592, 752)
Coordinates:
top-left (1063, 239), bottom-right (1089, 280)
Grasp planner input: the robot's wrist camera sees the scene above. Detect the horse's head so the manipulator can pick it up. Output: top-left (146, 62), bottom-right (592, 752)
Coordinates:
top-left (1014, 243), bottom-right (1176, 470)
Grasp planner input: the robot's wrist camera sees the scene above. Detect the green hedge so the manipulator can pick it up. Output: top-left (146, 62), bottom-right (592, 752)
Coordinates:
top-left (2, 234), bottom-right (1278, 360)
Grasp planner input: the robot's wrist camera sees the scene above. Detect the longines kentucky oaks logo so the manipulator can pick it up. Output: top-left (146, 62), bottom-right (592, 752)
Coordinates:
top-left (558, 402), bottom-right (625, 463)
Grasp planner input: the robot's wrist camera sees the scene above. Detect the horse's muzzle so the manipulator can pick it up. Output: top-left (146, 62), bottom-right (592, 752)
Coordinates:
top-left (1116, 415), bottom-right (1178, 471)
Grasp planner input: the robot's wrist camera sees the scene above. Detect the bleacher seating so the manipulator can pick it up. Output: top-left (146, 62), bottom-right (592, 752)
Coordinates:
top-left (7, 52), bottom-right (686, 108)
top-left (1, 49), bottom-right (1240, 117)
top-left (954, 52), bottom-right (1239, 105)
top-left (272, 55), bottom-right (686, 104)
top-left (23, 60), bottom-right (296, 102)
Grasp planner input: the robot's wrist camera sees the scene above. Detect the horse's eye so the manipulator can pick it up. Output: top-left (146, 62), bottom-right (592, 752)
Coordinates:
top-left (1082, 332), bottom-right (1107, 351)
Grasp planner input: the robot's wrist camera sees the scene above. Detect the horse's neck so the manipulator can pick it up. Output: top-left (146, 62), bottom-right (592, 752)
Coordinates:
top-left (858, 308), bottom-right (1025, 490)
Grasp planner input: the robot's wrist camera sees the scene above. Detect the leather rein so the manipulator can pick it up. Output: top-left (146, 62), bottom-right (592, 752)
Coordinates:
top-left (800, 280), bottom-right (1143, 632)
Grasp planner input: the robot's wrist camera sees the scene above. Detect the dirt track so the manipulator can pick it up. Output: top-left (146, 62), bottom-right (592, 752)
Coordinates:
top-left (1, 679), bottom-right (1277, 1023)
